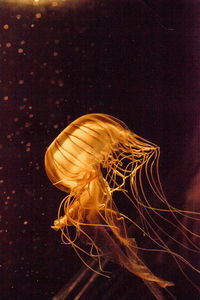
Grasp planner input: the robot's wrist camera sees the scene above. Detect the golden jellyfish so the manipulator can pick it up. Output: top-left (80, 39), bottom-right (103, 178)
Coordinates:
top-left (45, 113), bottom-right (200, 299)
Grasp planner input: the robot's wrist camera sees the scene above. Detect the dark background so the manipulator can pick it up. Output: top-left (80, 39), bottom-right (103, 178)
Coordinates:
top-left (0, 0), bottom-right (200, 299)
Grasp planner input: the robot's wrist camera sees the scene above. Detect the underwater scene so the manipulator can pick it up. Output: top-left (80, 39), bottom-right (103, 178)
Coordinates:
top-left (0, 1), bottom-right (200, 299)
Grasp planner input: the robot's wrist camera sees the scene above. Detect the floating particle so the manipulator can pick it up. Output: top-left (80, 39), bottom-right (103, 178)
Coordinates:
top-left (4, 96), bottom-right (8, 101)
top-left (18, 48), bottom-right (23, 54)
top-left (7, 133), bottom-right (14, 140)
top-left (35, 13), bottom-right (42, 19)
top-left (18, 80), bottom-right (24, 85)
top-left (6, 43), bottom-right (12, 48)
top-left (35, 163), bottom-right (40, 170)
top-left (53, 51), bottom-right (58, 57)
top-left (16, 14), bottom-right (21, 20)
top-left (23, 221), bottom-right (28, 225)
top-left (53, 124), bottom-right (59, 129)
top-left (25, 122), bottom-right (32, 128)
top-left (58, 79), bottom-right (64, 87)
top-left (3, 24), bottom-right (9, 30)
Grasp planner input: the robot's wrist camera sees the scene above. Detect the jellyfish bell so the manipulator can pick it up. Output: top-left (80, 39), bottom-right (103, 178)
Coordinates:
top-left (45, 113), bottom-right (200, 299)
top-left (45, 113), bottom-right (155, 192)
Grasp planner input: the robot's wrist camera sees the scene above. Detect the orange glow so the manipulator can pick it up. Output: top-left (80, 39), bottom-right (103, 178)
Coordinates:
top-left (4, 0), bottom-right (67, 5)
top-left (45, 113), bottom-right (200, 297)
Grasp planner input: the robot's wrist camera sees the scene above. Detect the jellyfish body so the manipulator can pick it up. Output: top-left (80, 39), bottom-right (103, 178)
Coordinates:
top-left (45, 113), bottom-right (200, 299)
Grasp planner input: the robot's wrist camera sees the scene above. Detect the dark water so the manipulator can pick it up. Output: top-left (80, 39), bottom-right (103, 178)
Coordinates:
top-left (0, 0), bottom-right (199, 299)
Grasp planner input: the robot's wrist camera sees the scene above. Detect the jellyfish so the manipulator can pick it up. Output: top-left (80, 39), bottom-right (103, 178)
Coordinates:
top-left (45, 113), bottom-right (200, 300)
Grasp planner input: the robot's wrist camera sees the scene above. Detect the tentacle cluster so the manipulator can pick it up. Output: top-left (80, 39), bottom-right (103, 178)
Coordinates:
top-left (45, 113), bottom-right (200, 297)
